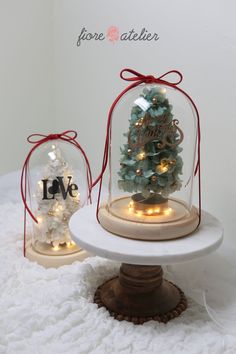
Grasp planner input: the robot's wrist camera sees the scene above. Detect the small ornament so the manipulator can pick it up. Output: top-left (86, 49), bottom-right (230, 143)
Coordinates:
top-left (136, 169), bottom-right (142, 176)
top-left (135, 118), bottom-right (143, 128)
top-left (169, 159), bottom-right (176, 166)
top-left (48, 210), bottom-right (55, 217)
top-left (152, 96), bottom-right (158, 105)
top-left (151, 175), bottom-right (157, 182)
top-left (157, 143), bottom-right (163, 149)
top-left (127, 148), bottom-right (132, 156)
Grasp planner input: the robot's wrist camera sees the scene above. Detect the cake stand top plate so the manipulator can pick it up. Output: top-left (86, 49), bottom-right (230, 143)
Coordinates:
top-left (69, 205), bottom-right (223, 265)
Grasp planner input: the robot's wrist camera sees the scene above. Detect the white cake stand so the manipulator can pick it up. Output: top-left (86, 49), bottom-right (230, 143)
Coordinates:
top-left (69, 205), bottom-right (223, 324)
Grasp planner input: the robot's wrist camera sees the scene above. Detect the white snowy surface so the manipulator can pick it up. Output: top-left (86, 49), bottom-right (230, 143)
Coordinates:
top-left (1, 171), bottom-right (236, 354)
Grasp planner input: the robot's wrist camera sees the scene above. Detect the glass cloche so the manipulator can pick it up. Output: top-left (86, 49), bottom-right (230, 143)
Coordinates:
top-left (97, 70), bottom-right (200, 240)
top-left (21, 131), bottom-right (92, 258)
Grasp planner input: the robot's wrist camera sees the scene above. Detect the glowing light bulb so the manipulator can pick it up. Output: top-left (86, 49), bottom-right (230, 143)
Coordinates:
top-left (129, 201), bottom-right (134, 208)
top-left (160, 88), bottom-right (167, 94)
top-left (164, 207), bottom-right (172, 216)
top-left (51, 144), bottom-right (56, 149)
top-left (37, 181), bottom-right (43, 189)
top-left (162, 166), bottom-right (168, 173)
top-left (37, 216), bottom-right (43, 224)
top-left (66, 240), bottom-right (76, 248)
top-left (156, 163), bottom-right (169, 174)
top-left (155, 208), bottom-right (160, 213)
top-left (137, 150), bottom-right (146, 161)
top-left (136, 211), bottom-right (143, 217)
top-left (128, 201), bottom-right (134, 213)
top-left (52, 245), bottom-right (60, 251)
top-left (147, 209), bottom-right (153, 215)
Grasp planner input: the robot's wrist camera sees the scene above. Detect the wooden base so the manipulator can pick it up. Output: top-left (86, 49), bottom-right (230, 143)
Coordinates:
top-left (26, 243), bottom-right (92, 268)
top-left (98, 200), bottom-right (199, 240)
top-left (94, 263), bottom-right (187, 324)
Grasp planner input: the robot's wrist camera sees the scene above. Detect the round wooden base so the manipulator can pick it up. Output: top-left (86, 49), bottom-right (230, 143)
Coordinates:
top-left (26, 243), bottom-right (91, 268)
top-left (94, 264), bottom-right (187, 324)
top-left (98, 199), bottom-right (199, 241)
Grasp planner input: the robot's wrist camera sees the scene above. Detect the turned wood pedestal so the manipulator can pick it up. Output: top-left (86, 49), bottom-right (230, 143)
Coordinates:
top-left (94, 263), bottom-right (187, 324)
top-left (69, 206), bottom-right (223, 325)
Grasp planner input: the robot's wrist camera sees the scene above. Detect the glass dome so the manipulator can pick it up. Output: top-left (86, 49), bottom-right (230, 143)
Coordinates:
top-left (98, 80), bottom-right (200, 240)
top-left (24, 137), bottom-right (91, 256)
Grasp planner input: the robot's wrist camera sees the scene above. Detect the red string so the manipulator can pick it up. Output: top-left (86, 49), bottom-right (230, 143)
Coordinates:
top-left (95, 68), bottom-right (201, 227)
top-left (21, 130), bottom-right (93, 257)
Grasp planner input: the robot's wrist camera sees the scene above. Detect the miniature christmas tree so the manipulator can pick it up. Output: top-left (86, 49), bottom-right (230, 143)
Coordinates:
top-left (34, 145), bottom-right (80, 248)
top-left (118, 86), bottom-right (184, 207)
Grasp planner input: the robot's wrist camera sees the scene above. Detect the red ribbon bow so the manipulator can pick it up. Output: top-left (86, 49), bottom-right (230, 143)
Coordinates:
top-left (120, 68), bottom-right (183, 86)
top-left (21, 130), bottom-right (93, 256)
top-left (94, 68), bottom-right (201, 226)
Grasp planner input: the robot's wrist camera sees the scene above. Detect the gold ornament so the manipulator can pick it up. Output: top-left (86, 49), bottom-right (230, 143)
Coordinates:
top-left (169, 159), bottom-right (176, 165)
top-left (136, 169), bottom-right (142, 176)
top-left (48, 210), bottom-right (55, 217)
top-left (152, 96), bottom-right (158, 105)
top-left (151, 175), bottom-right (157, 182)
top-left (157, 143), bottom-right (163, 149)
top-left (135, 117), bottom-right (144, 128)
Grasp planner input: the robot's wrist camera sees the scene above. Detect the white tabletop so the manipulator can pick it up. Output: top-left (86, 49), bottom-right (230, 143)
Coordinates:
top-left (69, 204), bottom-right (223, 265)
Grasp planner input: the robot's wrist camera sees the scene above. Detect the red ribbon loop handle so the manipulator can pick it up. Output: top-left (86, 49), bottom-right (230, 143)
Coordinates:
top-left (21, 130), bottom-right (92, 257)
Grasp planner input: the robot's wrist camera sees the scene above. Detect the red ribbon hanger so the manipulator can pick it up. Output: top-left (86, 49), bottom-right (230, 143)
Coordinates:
top-left (94, 68), bottom-right (201, 225)
top-left (21, 130), bottom-right (93, 257)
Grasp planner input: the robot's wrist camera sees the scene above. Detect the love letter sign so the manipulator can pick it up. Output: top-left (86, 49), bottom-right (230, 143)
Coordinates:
top-left (41, 176), bottom-right (78, 200)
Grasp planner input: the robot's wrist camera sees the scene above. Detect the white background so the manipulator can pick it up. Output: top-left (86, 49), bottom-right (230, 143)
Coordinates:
top-left (0, 0), bottom-right (236, 245)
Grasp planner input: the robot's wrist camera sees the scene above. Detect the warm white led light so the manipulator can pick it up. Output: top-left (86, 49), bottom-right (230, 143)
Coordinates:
top-left (52, 245), bottom-right (60, 251)
top-left (160, 87), bottom-right (167, 94)
top-left (136, 211), bottom-right (143, 217)
top-left (37, 216), bottom-right (43, 224)
top-left (147, 209), bottom-right (153, 215)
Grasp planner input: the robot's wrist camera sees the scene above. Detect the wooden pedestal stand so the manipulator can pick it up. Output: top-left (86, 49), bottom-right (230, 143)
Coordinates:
top-left (94, 263), bottom-right (187, 324)
top-left (69, 206), bottom-right (223, 326)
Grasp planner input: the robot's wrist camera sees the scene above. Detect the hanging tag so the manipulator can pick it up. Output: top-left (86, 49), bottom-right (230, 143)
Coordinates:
top-left (134, 97), bottom-right (151, 111)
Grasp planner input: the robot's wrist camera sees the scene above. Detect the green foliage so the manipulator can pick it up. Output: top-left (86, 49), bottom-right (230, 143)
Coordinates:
top-left (118, 86), bottom-right (183, 198)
